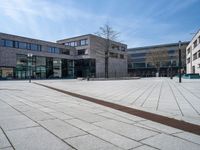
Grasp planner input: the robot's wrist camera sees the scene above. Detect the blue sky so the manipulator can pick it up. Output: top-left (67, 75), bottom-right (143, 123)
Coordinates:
top-left (0, 0), bottom-right (200, 47)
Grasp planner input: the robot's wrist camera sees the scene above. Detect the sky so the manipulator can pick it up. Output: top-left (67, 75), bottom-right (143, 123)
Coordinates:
top-left (0, 0), bottom-right (200, 48)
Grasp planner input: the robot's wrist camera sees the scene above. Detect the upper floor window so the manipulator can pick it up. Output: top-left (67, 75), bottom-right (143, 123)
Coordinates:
top-left (19, 42), bottom-right (27, 49)
top-left (193, 52), bottom-right (197, 60)
top-left (65, 42), bottom-right (70, 46)
top-left (31, 44), bottom-right (41, 51)
top-left (78, 49), bottom-right (86, 55)
top-left (5, 40), bottom-right (14, 47)
top-left (199, 36), bottom-right (200, 44)
top-left (121, 47), bottom-right (126, 51)
top-left (48, 47), bottom-right (60, 53)
top-left (120, 54), bottom-right (124, 59)
top-left (14, 41), bottom-right (19, 48)
top-left (109, 52), bottom-right (118, 58)
top-left (0, 39), bottom-right (4, 46)
top-left (131, 53), bottom-right (146, 58)
top-left (61, 49), bottom-right (70, 55)
top-left (187, 47), bottom-right (191, 54)
top-left (187, 57), bottom-right (190, 64)
top-left (80, 39), bottom-right (88, 46)
top-left (55, 48), bottom-right (59, 53)
top-left (193, 40), bottom-right (197, 48)
top-left (111, 44), bottom-right (120, 50)
top-left (168, 49), bottom-right (175, 54)
top-left (198, 50), bottom-right (200, 58)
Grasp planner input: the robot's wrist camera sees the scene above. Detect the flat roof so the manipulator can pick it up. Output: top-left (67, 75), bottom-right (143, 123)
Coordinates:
top-left (128, 41), bottom-right (190, 51)
top-left (0, 32), bottom-right (73, 49)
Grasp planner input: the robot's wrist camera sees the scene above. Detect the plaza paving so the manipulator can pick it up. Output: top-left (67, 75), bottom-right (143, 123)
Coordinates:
top-left (0, 78), bottom-right (200, 150)
top-left (38, 78), bottom-right (200, 125)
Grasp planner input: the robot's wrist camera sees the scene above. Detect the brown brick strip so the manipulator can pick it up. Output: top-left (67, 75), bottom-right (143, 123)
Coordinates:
top-left (35, 82), bottom-right (200, 135)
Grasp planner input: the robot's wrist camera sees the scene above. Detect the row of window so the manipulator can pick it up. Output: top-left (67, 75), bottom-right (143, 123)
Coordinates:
top-left (111, 44), bottom-right (126, 51)
top-left (130, 50), bottom-right (176, 58)
top-left (187, 50), bottom-right (200, 63)
top-left (65, 39), bottom-right (88, 47)
top-left (0, 39), bottom-right (41, 51)
top-left (48, 47), bottom-right (60, 54)
top-left (109, 52), bottom-right (124, 59)
top-left (0, 39), bottom-right (71, 55)
top-left (187, 35), bottom-right (200, 53)
top-left (193, 50), bottom-right (200, 61)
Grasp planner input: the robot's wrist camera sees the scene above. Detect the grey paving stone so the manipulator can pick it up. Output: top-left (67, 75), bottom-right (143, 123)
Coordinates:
top-left (132, 145), bottom-right (158, 150)
top-left (141, 133), bottom-right (200, 150)
top-left (65, 134), bottom-right (122, 150)
top-left (23, 110), bottom-right (55, 121)
top-left (6, 126), bottom-right (73, 150)
top-left (173, 132), bottom-right (200, 145)
top-left (139, 120), bottom-right (182, 134)
top-left (88, 128), bottom-right (142, 149)
top-left (0, 147), bottom-right (14, 150)
top-left (0, 107), bottom-right (21, 120)
top-left (64, 119), bottom-right (100, 131)
top-left (0, 115), bottom-right (38, 131)
top-left (94, 120), bottom-right (158, 141)
top-left (13, 105), bottom-right (35, 112)
top-left (63, 109), bottom-right (107, 123)
top-left (0, 129), bottom-right (10, 149)
top-left (38, 119), bottom-right (86, 139)
top-left (48, 112), bottom-right (74, 120)
top-left (98, 112), bottom-right (136, 124)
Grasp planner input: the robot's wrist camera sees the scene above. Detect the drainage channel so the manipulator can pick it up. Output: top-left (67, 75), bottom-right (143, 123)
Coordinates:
top-left (34, 82), bottom-right (200, 136)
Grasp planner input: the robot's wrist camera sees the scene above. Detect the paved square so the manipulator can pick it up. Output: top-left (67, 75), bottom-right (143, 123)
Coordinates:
top-left (0, 78), bottom-right (200, 150)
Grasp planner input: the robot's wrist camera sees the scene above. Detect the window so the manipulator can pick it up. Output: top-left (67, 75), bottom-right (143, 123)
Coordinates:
top-left (78, 49), bottom-right (86, 55)
top-left (199, 36), bottom-right (200, 44)
top-left (27, 43), bottom-right (31, 50)
top-left (194, 40), bottom-right (197, 48)
top-left (5, 40), bottom-right (14, 47)
top-left (198, 50), bottom-right (200, 58)
top-left (193, 52), bottom-right (197, 60)
top-left (133, 63), bottom-right (146, 68)
top-left (70, 42), bottom-right (75, 47)
top-left (54, 48), bottom-right (59, 54)
top-left (111, 44), bottom-right (120, 50)
top-left (131, 53), bottom-right (146, 57)
top-left (187, 47), bottom-right (191, 54)
top-left (80, 39), bottom-right (88, 46)
top-left (121, 47), bottom-right (126, 51)
top-left (0, 39), bottom-right (4, 46)
top-left (38, 45), bottom-right (41, 51)
top-left (109, 52), bottom-right (118, 58)
top-left (48, 47), bottom-right (60, 53)
top-left (14, 41), bottom-right (19, 48)
top-left (19, 42), bottom-right (27, 49)
top-left (168, 49), bottom-right (175, 54)
top-left (187, 58), bottom-right (190, 64)
top-left (61, 49), bottom-right (70, 55)
top-left (74, 41), bottom-right (78, 47)
top-left (31, 44), bottom-right (38, 51)
top-left (120, 54), bottom-right (124, 59)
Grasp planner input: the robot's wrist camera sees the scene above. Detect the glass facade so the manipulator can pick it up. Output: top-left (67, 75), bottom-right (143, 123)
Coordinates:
top-left (11, 54), bottom-right (91, 79)
top-left (74, 59), bottom-right (96, 78)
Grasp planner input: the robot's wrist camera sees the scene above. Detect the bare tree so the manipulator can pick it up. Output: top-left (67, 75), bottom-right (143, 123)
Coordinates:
top-left (95, 24), bottom-right (119, 78)
top-left (146, 49), bottom-right (169, 76)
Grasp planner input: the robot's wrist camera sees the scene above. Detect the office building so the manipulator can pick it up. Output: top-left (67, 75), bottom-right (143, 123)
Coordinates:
top-left (128, 42), bottom-right (189, 77)
top-left (186, 30), bottom-right (200, 74)
top-left (58, 34), bottom-right (127, 78)
top-left (0, 33), bottom-right (127, 79)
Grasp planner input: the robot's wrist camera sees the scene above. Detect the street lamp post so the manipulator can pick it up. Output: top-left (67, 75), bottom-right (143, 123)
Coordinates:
top-left (27, 53), bottom-right (33, 83)
top-left (170, 59), bottom-right (173, 79)
top-left (178, 41), bottom-right (182, 83)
